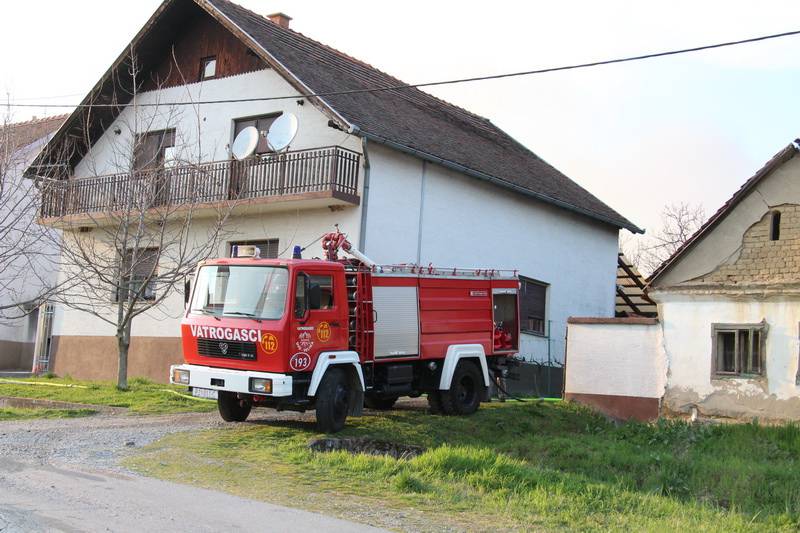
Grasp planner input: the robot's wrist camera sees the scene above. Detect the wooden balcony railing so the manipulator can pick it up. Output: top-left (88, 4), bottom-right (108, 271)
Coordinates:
top-left (40, 146), bottom-right (361, 219)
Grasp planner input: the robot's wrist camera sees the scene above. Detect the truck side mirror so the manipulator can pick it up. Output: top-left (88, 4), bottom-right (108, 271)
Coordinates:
top-left (184, 278), bottom-right (191, 309)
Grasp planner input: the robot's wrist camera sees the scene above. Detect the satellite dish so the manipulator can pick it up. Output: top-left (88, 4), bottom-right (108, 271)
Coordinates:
top-left (231, 126), bottom-right (259, 160)
top-left (267, 113), bottom-right (299, 152)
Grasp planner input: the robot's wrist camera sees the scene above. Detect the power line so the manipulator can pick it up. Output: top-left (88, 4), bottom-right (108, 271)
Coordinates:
top-left (5, 28), bottom-right (800, 110)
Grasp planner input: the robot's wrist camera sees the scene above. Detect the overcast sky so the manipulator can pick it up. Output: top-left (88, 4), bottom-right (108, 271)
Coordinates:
top-left (2, 0), bottom-right (799, 237)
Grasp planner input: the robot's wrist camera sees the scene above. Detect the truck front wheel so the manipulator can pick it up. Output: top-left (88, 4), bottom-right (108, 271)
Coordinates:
top-left (315, 367), bottom-right (351, 433)
top-left (218, 391), bottom-right (251, 422)
top-left (440, 361), bottom-right (484, 416)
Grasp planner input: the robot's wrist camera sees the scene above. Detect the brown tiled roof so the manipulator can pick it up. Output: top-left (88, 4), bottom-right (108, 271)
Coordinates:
top-left (1, 115), bottom-right (67, 153)
top-left (206, 0), bottom-right (639, 232)
top-left (648, 142), bottom-right (799, 285)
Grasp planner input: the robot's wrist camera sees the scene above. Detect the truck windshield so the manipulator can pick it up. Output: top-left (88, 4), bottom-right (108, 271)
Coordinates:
top-left (190, 265), bottom-right (288, 320)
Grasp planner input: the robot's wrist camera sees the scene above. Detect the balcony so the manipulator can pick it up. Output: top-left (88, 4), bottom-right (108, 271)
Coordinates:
top-left (40, 146), bottom-right (361, 222)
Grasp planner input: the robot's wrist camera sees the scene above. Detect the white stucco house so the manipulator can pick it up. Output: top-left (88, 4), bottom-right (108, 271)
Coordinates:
top-left (27, 0), bottom-right (638, 382)
top-left (566, 141), bottom-right (800, 421)
top-left (0, 115), bottom-right (65, 373)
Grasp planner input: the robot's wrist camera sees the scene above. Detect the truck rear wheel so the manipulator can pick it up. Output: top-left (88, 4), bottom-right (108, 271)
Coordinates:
top-left (315, 368), bottom-right (351, 433)
top-left (218, 391), bottom-right (251, 422)
top-left (364, 395), bottom-right (398, 410)
top-left (440, 361), bottom-right (484, 416)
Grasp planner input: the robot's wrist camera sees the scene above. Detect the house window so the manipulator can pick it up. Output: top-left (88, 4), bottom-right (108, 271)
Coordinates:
top-left (133, 129), bottom-right (176, 171)
top-left (233, 114), bottom-right (281, 155)
top-left (229, 239), bottom-right (279, 259)
top-left (200, 56), bottom-right (217, 80)
top-left (116, 248), bottom-right (159, 302)
top-left (771, 211), bottom-right (781, 241)
top-left (520, 277), bottom-right (547, 336)
top-left (712, 322), bottom-right (767, 377)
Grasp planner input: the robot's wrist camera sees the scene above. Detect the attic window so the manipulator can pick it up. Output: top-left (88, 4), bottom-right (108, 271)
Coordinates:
top-left (200, 56), bottom-right (217, 80)
top-left (770, 211), bottom-right (781, 241)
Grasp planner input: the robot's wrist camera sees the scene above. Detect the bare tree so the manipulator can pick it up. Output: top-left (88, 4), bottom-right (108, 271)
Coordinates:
top-left (622, 202), bottom-right (706, 276)
top-left (0, 106), bottom-right (62, 321)
top-left (37, 50), bottom-right (240, 389)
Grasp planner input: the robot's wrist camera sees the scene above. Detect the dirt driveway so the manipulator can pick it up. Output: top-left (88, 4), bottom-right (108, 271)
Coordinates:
top-left (0, 410), bottom-right (387, 532)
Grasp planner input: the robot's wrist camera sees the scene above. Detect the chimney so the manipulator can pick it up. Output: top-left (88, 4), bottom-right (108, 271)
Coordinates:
top-left (267, 12), bottom-right (292, 29)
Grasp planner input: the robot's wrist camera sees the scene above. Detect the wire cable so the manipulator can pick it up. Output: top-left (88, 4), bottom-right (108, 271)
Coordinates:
top-left (4, 28), bottom-right (800, 109)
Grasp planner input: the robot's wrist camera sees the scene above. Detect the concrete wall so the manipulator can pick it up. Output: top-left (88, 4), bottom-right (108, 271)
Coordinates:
top-left (564, 318), bottom-right (665, 420)
top-left (363, 144), bottom-right (620, 364)
top-left (655, 292), bottom-right (800, 420)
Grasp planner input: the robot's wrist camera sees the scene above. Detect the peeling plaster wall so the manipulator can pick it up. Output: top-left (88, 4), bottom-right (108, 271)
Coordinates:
top-left (657, 154), bottom-right (800, 287)
top-left (655, 292), bottom-right (800, 420)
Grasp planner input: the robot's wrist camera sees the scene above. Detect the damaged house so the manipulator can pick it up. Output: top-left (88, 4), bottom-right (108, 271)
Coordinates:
top-left (566, 140), bottom-right (800, 421)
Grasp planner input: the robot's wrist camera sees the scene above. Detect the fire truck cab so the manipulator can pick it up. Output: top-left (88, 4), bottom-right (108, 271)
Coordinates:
top-left (171, 234), bottom-right (519, 432)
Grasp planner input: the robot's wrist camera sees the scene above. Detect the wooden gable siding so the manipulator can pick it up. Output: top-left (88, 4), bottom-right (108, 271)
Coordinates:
top-left (142, 9), bottom-right (266, 90)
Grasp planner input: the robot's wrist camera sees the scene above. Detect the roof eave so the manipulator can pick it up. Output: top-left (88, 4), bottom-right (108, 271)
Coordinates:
top-left (358, 129), bottom-right (643, 233)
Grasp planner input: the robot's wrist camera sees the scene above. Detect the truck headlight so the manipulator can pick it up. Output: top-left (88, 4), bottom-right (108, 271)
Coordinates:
top-left (172, 368), bottom-right (190, 385)
top-left (249, 378), bottom-right (272, 394)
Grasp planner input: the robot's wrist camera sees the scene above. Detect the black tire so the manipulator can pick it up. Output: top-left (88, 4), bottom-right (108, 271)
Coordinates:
top-left (364, 395), bottom-right (399, 410)
top-left (440, 361), bottom-right (484, 416)
top-left (315, 368), bottom-right (352, 433)
top-left (217, 391), bottom-right (251, 422)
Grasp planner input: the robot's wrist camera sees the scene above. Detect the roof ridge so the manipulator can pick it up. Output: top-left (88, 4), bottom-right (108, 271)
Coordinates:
top-left (4, 114), bottom-right (70, 129)
top-left (210, 0), bottom-right (492, 127)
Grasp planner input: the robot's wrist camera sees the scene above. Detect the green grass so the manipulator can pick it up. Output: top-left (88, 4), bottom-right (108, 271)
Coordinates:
top-left (0, 376), bottom-right (216, 415)
top-left (0, 407), bottom-right (97, 420)
top-left (125, 400), bottom-right (800, 532)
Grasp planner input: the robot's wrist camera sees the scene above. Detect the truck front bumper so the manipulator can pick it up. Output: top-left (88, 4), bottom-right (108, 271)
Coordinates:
top-left (170, 364), bottom-right (293, 397)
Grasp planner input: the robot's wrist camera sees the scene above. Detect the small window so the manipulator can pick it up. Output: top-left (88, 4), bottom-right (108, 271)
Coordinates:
top-left (520, 277), bottom-right (547, 335)
top-left (116, 248), bottom-right (159, 302)
top-left (712, 322), bottom-right (767, 377)
top-left (200, 56), bottom-right (217, 80)
top-left (229, 239), bottom-right (279, 259)
top-left (770, 211), bottom-right (781, 241)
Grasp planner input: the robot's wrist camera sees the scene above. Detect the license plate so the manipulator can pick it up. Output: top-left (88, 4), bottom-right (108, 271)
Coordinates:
top-left (191, 388), bottom-right (218, 400)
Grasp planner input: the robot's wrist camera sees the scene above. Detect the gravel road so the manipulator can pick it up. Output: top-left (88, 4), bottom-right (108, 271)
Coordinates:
top-left (0, 409), bottom-right (388, 532)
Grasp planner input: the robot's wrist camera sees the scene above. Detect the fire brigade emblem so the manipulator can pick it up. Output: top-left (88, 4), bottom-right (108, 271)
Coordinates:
top-left (296, 331), bottom-right (313, 352)
top-left (261, 333), bottom-right (278, 354)
top-left (316, 322), bottom-right (331, 342)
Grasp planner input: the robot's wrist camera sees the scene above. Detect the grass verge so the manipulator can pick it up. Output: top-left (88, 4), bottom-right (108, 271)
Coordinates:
top-left (0, 407), bottom-right (97, 420)
top-left (126, 400), bottom-right (800, 532)
top-left (0, 376), bottom-right (215, 415)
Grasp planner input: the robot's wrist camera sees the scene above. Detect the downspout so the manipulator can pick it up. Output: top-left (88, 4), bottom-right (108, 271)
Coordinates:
top-left (358, 134), bottom-right (371, 252)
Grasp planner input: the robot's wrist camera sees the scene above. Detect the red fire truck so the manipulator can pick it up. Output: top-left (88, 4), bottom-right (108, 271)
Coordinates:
top-left (171, 230), bottom-right (519, 432)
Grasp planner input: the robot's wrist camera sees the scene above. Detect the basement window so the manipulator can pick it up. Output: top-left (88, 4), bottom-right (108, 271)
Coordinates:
top-left (712, 322), bottom-right (767, 378)
top-left (200, 56), bottom-right (217, 80)
top-left (771, 211), bottom-right (781, 241)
